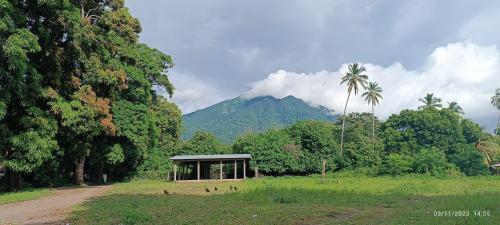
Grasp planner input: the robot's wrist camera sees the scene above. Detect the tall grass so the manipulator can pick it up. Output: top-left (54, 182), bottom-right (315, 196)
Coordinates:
top-left (71, 174), bottom-right (500, 225)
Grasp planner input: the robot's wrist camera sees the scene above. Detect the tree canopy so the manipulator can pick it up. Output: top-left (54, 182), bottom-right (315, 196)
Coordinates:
top-left (0, 0), bottom-right (182, 191)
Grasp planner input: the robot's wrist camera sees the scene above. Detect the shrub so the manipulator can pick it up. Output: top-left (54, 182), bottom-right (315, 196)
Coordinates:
top-left (233, 129), bottom-right (304, 175)
top-left (382, 153), bottom-right (413, 175)
top-left (450, 145), bottom-right (489, 176)
top-left (413, 147), bottom-right (449, 175)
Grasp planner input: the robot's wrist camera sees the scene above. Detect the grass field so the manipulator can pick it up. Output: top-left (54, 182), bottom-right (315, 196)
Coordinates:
top-left (0, 188), bottom-right (52, 205)
top-left (70, 174), bottom-right (500, 225)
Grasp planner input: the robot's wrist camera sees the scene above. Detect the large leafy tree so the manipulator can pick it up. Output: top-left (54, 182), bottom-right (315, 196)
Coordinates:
top-left (418, 93), bottom-right (442, 110)
top-left (339, 63), bottom-right (368, 156)
top-left (339, 113), bottom-right (383, 169)
top-left (1, 0), bottom-right (181, 189)
top-left (233, 129), bottom-right (303, 175)
top-left (492, 88), bottom-right (500, 135)
top-left (50, 0), bottom-right (175, 184)
top-left (362, 81), bottom-right (383, 140)
top-left (381, 109), bottom-right (487, 175)
top-left (0, 1), bottom-right (59, 191)
top-left (181, 131), bottom-right (229, 155)
top-left (287, 120), bottom-right (338, 173)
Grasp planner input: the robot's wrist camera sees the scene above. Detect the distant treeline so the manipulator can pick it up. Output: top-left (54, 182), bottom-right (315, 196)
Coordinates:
top-left (182, 109), bottom-right (500, 177)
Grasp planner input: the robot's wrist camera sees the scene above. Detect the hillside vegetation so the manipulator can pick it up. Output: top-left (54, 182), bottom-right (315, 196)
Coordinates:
top-left (182, 95), bottom-right (336, 143)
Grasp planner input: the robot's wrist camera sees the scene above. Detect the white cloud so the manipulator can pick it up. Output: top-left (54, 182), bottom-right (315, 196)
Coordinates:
top-left (243, 42), bottom-right (500, 131)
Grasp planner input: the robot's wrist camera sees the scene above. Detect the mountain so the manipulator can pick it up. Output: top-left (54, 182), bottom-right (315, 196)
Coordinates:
top-left (182, 95), bottom-right (337, 143)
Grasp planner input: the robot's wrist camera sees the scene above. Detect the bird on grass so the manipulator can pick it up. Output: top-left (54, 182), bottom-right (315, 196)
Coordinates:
top-left (205, 186), bottom-right (210, 193)
top-left (214, 186), bottom-right (218, 191)
top-left (163, 189), bottom-right (170, 195)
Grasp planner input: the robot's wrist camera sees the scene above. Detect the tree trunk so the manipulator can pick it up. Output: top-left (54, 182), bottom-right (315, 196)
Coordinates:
top-left (321, 159), bottom-right (326, 183)
top-left (340, 91), bottom-right (352, 156)
top-left (74, 156), bottom-right (86, 185)
top-left (5, 170), bottom-right (22, 192)
top-left (372, 103), bottom-right (375, 140)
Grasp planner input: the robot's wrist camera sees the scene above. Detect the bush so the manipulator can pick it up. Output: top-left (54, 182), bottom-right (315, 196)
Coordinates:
top-left (450, 146), bottom-right (489, 176)
top-left (413, 147), bottom-right (449, 175)
top-left (233, 129), bottom-right (304, 175)
top-left (382, 153), bottom-right (413, 175)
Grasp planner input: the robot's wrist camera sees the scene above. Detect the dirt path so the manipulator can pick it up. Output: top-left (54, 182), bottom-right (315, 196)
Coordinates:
top-left (0, 185), bottom-right (112, 225)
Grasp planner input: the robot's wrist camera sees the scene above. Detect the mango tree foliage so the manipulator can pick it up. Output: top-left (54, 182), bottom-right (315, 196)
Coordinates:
top-left (181, 131), bottom-right (229, 155)
top-left (413, 147), bottom-right (451, 175)
top-left (339, 113), bottom-right (384, 169)
top-left (0, 0), bottom-right (181, 190)
top-left (2, 108), bottom-right (58, 173)
top-left (287, 120), bottom-right (338, 173)
top-left (449, 144), bottom-right (489, 176)
top-left (233, 129), bottom-right (304, 175)
top-left (382, 109), bottom-right (467, 155)
top-left (381, 109), bottom-right (488, 175)
top-left (382, 153), bottom-right (414, 175)
top-left (0, 0), bottom-right (59, 191)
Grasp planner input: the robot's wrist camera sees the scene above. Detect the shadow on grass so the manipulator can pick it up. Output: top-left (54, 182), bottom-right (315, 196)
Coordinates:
top-left (69, 188), bottom-right (499, 225)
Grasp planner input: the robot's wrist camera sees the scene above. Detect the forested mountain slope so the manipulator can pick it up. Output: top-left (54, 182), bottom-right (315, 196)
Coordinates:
top-left (182, 95), bottom-right (337, 142)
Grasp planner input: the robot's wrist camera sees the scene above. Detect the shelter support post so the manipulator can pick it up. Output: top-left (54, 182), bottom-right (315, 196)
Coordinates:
top-left (220, 160), bottom-right (223, 180)
top-left (173, 163), bottom-right (177, 182)
top-left (243, 159), bottom-right (246, 179)
top-left (234, 160), bottom-right (237, 179)
top-left (197, 161), bottom-right (200, 180)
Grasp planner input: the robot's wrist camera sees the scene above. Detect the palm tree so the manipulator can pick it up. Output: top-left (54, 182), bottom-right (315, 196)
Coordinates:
top-left (447, 101), bottom-right (464, 114)
top-left (418, 93), bottom-right (442, 110)
top-left (339, 63), bottom-right (368, 155)
top-left (362, 82), bottom-right (383, 140)
top-left (492, 88), bottom-right (500, 134)
top-left (475, 135), bottom-right (497, 166)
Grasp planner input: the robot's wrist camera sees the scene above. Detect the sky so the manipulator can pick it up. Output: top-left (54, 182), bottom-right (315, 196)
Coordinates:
top-left (126, 0), bottom-right (500, 131)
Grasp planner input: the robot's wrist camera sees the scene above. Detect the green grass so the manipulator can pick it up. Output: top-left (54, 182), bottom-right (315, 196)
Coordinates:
top-left (0, 188), bottom-right (52, 204)
top-left (70, 174), bottom-right (500, 225)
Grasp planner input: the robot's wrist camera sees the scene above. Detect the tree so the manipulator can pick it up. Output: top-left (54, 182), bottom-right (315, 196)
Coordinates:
top-left (381, 108), bottom-right (490, 175)
top-left (0, 3), bottom-right (59, 191)
top-left (340, 113), bottom-right (383, 169)
top-left (447, 101), bottom-right (464, 115)
top-left (287, 120), bottom-right (338, 173)
top-left (450, 144), bottom-right (489, 176)
top-left (339, 63), bottom-right (368, 156)
top-left (382, 109), bottom-right (466, 155)
top-left (475, 135), bottom-right (500, 166)
top-left (413, 147), bottom-right (449, 175)
top-left (0, 109), bottom-right (58, 191)
top-left (233, 129), bottom-right (303, 175)
top-left (492, 88), bottom-right (500, 135)
top-left (382, 153), bottom-right (413, 175)
top-left (362, 82), bottom-right (383, 140)
top-left (1, 0), bottom-right (181, 190)
top-left (181, 131), bottom-right (229, 155)
top-left (48, 86), bottom-right (113, 185)
top-left (418, 93), bottom-right (442, 110)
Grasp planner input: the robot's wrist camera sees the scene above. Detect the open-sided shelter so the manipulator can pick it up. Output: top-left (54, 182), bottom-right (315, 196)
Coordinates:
top-left (170, 154), bottom-right (251, 182)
